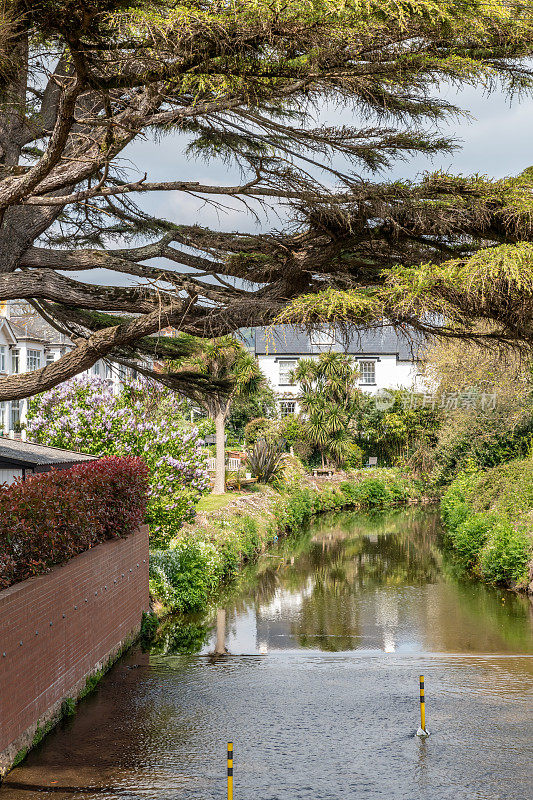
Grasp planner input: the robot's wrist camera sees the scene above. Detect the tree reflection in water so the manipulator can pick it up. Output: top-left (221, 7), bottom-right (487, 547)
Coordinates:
top-left (150, 508), bottom-right (533, 656)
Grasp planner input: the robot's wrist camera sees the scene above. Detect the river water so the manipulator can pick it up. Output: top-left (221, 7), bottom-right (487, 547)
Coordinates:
top-left (2, 508), bottom-right (533, 799)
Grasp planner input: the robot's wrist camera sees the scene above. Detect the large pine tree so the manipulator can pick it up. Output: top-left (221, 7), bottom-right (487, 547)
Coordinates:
top-left (1, 0), bottom-right (533, 401)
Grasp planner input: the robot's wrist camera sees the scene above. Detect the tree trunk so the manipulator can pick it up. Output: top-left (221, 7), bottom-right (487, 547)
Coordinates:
top-left (213, 405), bottom-right (226, 495)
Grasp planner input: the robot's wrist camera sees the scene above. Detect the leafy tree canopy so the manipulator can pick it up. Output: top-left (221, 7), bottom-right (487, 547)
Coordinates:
top-left (0, 0), bottom-right (532, 401)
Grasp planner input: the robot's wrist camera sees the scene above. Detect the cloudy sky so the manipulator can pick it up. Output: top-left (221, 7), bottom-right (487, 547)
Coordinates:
top-left (82, 81), bottom-right (533, 286)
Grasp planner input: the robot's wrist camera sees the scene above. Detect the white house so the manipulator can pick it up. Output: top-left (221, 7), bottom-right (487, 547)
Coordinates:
top-left (0, 301), bottom-right (138, 434)
top-left (253, 325), bottom-right (424, 415)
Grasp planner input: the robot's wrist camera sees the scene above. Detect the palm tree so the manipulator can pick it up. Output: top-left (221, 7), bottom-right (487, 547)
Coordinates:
top-left (294, 352), bottom-right (361, 468)
top-left (171, 337), bottom-right (265, 494)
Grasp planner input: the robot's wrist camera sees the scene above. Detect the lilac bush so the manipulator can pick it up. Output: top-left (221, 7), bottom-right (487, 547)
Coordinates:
top-left (26, 375), bottom-right (209, 545)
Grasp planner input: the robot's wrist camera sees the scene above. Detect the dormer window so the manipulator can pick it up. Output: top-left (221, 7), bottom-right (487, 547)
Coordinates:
top-left (12, 349), bottom-right (19, 373)
top-left (0, 345), bottom-right (6, 372)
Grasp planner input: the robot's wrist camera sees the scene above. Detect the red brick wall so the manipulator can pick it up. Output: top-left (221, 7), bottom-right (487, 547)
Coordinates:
top-left (0, 525), bottom-right (149, 768)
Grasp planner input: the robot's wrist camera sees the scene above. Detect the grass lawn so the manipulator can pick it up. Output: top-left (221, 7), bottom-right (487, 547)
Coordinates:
top-left (196, 493), bottom-right (234, 513)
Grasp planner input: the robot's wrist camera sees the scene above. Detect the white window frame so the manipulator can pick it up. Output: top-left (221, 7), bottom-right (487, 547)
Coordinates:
top-left (45, 352), bottom-right (55, 366)
top-left (0, 345), bottom-right (5, 372)
top-left (279, 359), bottom-right (297, 385)
top-left (359, 360), bottom-right (376, 385)
top-left (280, 400), bottom-right (296, 417)
top-left (27, 349), bottom-right (42, 371)
top-left (11, 348), bottom-right (19, 373)
top-left (10, 399), bottom-right (20, 429)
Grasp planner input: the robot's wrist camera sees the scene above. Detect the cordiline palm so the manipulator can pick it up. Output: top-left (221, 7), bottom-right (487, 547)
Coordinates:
top-left (170, 337), bottom-right (264, 494)
top-left (294, 353), bottom-right (360, 467)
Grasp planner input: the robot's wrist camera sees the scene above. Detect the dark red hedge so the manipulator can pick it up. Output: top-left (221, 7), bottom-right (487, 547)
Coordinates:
top-left (0, 456), bottom-right (149, 590)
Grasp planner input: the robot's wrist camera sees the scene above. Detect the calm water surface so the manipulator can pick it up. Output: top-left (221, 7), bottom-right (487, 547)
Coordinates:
top-left (2, 508), bottom-right (533, 799)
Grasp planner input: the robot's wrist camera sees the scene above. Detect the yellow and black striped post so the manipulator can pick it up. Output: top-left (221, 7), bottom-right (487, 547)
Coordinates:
top-left (416, 675), bottom-right (429, 736)
top-left (420, 675), bottom-right (426, 731)
top-left (227, 742), bottom-right (233, 800)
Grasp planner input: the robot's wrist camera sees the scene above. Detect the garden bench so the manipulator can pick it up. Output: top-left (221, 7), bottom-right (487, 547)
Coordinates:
top-left (312, 467), bottom-right (335, 477)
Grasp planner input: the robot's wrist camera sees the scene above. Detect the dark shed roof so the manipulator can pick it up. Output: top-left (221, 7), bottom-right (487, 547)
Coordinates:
top-left (254, 325), bottom-right (422, 360)
top-left (0, 438), bottom-right (96, 471)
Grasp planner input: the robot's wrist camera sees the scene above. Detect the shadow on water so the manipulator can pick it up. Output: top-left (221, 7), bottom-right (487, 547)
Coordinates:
top-left (2, 507), bottom-right (532, 800)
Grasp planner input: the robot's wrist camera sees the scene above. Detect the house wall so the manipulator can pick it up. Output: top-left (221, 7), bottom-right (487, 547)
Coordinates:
top-left (0, 525), bottom-right (149, 777)
top-left (257, 353), bottom-right (420, 413)
top-left (0, 468), bottom-right (22, 485)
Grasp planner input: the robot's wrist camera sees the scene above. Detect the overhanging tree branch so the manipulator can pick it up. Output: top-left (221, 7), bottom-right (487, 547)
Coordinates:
top-left (0, 0), bottom-right (532, 399)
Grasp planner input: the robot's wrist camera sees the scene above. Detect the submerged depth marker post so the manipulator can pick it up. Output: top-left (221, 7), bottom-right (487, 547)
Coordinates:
top-left (227, 742), bottom-right (233, 800)
top-left (416, 675), bottom-right (429, 737)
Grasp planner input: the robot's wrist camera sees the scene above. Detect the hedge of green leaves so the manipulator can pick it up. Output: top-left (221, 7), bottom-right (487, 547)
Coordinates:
top-left (441, 462), bottom-right (533, 586)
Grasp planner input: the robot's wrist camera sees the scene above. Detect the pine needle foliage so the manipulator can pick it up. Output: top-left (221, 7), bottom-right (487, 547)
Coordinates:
top-left (1, 0), bottom-right (533, 400)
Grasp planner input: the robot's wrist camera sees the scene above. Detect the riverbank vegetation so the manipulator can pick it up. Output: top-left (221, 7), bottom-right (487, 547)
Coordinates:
top-left (149, 468), bottom-right (423, 615)
top-left (441, 462), bottom-right (533, 590)
top-left (22, 341), bottom-right (533, 596)
top-left (420, 338), bottom-right (533, 590)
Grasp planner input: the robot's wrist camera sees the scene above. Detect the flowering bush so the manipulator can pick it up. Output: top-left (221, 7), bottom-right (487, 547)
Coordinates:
top-left (26, 376), bottom-right (210, 545)
top-left (0, 457), bottom-right (149, 589)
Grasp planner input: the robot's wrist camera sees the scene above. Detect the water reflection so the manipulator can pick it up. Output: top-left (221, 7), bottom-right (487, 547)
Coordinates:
top-left (156, 508), bottom-right (533, 657)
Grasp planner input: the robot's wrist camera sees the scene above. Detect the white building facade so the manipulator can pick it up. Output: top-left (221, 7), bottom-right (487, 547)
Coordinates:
top-left (253, 325), bottom-right (423, 416)
top-left (0, 301), bottom-right (135, 434)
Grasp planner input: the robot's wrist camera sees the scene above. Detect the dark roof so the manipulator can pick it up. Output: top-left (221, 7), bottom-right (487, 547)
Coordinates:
top-left (0, 438), bottom-right (96, 469)
top-left (254, 325), bottom-right (422, 360)
top-left (9, 321), bottom-right (48, 343)
top-left (10, 319), bottom-right (72, 346)
top-left (8, 302), bottom-right (72, 346)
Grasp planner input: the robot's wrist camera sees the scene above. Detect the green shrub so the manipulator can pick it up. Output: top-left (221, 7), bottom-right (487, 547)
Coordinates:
top-left (149, 540), bottom-right (223, 613)
top-left (387, 480), bottom-right (409, 504)
top-left (343, 442), bottom-right (364, 469)
top-left (441, 461), bottom-right (533, 586)
top-left (244, 417), bottom-right (279, 446)
top-left (440, 470), bottom-right (478, 533)
top-left (274, 487), bottom-right (314, 532)
top-left (480, 520), bottom-right (530, 585)
top-left (292, 438), bottom-right (314, 463)
top-left (451, 513), bottom-right (493, 570)
top-left (351, 478), bottom-right (391, 509)
top-left (236, 516), bottom-right (261, 557)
